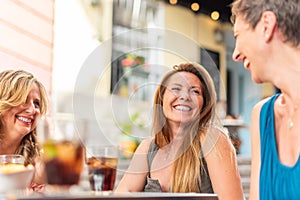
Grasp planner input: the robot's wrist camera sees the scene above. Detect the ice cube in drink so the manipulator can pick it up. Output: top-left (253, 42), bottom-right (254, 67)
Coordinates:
top-left (87, 156), bottom-right (118, 191)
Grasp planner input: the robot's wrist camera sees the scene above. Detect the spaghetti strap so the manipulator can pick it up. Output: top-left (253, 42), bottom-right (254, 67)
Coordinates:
top-left (146, 139), bottom-right (159, 177)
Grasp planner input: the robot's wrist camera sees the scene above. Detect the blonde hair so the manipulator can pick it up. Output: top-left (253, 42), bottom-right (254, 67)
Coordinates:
top-left (152, 62), bottom-right (216, 192)
top-left (0, 70), bottom-right (48, 165)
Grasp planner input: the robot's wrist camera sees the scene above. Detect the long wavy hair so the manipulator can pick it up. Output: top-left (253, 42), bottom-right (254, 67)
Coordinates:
top-left (0, 70), bottom-right (48, 166)
top-left (152, 62), bottom-right (217, 192)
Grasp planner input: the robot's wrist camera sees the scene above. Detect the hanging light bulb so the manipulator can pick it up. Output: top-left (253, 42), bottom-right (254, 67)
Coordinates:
top-left (211, 11), bottom-right (220, 21)
top-left (169, 0), bottom-right (178, 5)
top-left (191, 2), bottom-right (200, 11)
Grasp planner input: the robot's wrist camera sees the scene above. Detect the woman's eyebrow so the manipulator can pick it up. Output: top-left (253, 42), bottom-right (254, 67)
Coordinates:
top-left (169, 83), bottom-right (182, 87)
top-left (191, 85), bottom-right (201, 89)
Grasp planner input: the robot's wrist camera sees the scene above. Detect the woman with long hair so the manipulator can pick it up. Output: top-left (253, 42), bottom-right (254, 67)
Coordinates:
top-left (116, 62), bottom-right (243, 200)
top-left (0, 69), bottom-right (48, 191)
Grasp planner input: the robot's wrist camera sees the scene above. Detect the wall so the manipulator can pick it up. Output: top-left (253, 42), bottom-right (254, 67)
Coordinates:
top-left (0, 0), bottom-right (54, 101)
top-left (52, 0), bottom-right (101, 112)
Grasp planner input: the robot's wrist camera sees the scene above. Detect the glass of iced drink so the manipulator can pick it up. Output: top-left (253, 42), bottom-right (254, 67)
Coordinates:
top-left (85, 145), bottom-right (118, 192)
top-left (37, 116), bottom-right (86, 190)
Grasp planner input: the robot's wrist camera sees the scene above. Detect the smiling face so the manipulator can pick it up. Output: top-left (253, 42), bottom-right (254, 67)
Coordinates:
top-left (232, 15), bottom-right (269, 83)
top-left (1, 83), bottom-right (42, 140)
top-left (162, 72), bottom-right (204, 126)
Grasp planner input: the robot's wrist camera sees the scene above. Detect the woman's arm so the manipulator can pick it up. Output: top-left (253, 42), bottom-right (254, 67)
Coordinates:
top-left (249, 101), bottom-right (264, 200)
top-left (28, 157), bottom-right (46, 192)
top-left (205, 129), bottom-right (244, 200)
top-left (115, 138), bottom-right (152, 192)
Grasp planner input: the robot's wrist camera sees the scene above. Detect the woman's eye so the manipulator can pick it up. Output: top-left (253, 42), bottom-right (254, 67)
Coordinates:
top-left (34, 101), bottom-right (40, 108)
top-left (192, 90), bottom-right (201, 95)
top-left (171, 87), bottom-right (180, 91)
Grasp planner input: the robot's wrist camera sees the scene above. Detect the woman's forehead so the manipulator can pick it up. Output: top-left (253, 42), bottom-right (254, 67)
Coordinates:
top-left (167, 72), bottom-right (201, 85)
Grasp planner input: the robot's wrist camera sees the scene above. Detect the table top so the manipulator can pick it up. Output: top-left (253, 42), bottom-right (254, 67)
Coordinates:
top-left (2, 191), bottom-right (218, 200)
top-left (221, 119), bottom-right (247, 128)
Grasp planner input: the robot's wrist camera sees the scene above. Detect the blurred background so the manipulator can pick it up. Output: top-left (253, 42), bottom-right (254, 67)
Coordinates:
top-left (0, 0), bottom-right (278, 157)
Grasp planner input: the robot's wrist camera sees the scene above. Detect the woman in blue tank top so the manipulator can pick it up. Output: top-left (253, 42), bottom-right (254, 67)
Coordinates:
top-left (231, 0), bottom-right (300, 199)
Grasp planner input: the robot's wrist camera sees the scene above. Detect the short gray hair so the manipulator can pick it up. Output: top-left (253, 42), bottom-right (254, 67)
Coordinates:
top-left (231, 0), bottom-right (300, 47)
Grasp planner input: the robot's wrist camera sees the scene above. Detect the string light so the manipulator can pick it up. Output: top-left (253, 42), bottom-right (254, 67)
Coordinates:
top-left (211, 11), bottom-right (220, 21)
top-left (169, 0), bottom-right (177, 5)
top-left (191, 2), bottom-right (200, 11)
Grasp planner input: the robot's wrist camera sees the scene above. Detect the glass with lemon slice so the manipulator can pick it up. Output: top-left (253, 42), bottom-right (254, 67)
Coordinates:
top-left (37, 116), bottom-right (86, 190)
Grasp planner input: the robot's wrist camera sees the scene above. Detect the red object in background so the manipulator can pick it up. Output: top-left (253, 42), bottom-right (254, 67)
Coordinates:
top-left (121, 58), bottom-right (135, 67)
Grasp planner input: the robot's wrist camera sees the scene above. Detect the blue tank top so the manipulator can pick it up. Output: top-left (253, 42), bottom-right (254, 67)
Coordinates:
top-left (260, 94), bottom-right (300, 200)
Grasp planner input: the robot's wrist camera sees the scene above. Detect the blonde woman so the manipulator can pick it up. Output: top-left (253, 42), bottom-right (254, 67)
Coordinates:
top-left (115, 63), bottom-right (243, 200)
top-left (0, 69), bottom-right (48, 191)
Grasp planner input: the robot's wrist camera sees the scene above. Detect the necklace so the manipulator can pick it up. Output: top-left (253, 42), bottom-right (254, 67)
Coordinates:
top-left (285, 95), bottom-right (300, 129)
top-left (287, 106), bottom-right (298, 129)
top-left (288, 118), bottom-right (294, 129)
top-left (163, 145), bottom-right (173, 161)
top-left (163, 143), bottom-right (178, 161)
top-left (164, 151), bottom-right (170, 161)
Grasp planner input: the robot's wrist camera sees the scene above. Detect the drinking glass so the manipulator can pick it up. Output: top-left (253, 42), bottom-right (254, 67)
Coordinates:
top-left (85, 145), bottom-right (119, 192)
top-left (37, 116), bottom-right (87, 191)
top-left (0, 154), bottom-right (35, 193)
top-left (0, 155), bottom-right (24, 165)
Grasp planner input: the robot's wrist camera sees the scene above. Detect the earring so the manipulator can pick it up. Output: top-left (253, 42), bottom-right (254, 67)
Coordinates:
top-left (265, 33), bottom-right (269, 39)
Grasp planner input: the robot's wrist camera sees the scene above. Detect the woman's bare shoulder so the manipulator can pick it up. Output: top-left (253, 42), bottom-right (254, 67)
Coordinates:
top-left (253, 96), bottom-right (272, 112)
top-left (135, 137), bottom-right (154, 154)
top-left (201, 126), bottom-right (232, 157)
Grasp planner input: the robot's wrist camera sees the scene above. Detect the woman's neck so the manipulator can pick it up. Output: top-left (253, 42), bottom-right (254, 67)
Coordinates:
top-left (168, 124), bottom-right (185, 141)
top-left (0, 135), bottom-right (21, 154)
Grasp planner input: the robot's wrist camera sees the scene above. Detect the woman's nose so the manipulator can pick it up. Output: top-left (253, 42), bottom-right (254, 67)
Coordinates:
top-left (24, 102), bottom-right (35, 113)
top-left (179, 91), bottom-right (190, 101)
top-left (232, 47), bottom-right (242, 62)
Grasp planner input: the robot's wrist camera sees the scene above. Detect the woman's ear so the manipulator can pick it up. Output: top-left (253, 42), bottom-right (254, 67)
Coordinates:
top-left (261, 11), bottom-right (277, 42)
